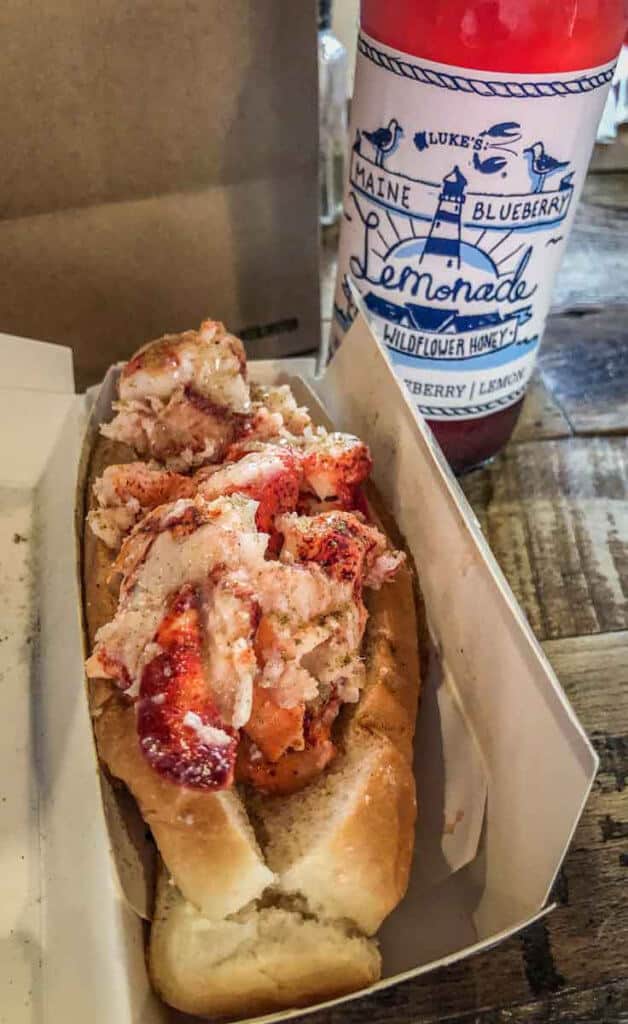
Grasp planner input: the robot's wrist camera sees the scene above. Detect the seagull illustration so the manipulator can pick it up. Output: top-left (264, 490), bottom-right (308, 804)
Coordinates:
top-left (363, 118), bottom-right (404, 168)
top-left (559, 171), bottom-right (575, 191)
top-left (523, 142), bottom-right (570, 193)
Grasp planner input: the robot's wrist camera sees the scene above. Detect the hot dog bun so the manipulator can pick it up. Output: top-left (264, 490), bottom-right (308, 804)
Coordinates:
top-left (84, 438), bottom-right (274, 921)
top-left (150, 862), bottom-right (381, 1019)
top-left (83, 416), bottom-right (422, 1016)
top-left (248, 539), bottom-right (419, 936)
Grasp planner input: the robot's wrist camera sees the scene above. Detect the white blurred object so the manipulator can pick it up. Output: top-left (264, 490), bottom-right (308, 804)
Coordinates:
top-left (332, 0), bottom-right (359, 93)
top-left (318, 0), bottom-right (348, 226)
top-left (597, 45), bottom-right (628, 142)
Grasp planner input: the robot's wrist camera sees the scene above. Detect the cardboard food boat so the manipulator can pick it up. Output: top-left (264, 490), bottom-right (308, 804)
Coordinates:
top-left (0, 313), bottom-right (597, 1024)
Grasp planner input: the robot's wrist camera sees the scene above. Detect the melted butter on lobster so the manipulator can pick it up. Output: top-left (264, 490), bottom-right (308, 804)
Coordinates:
top-left (87, 320), bottom-right (404, 796)
top-left (88, 433), bottom-right (372, 551)
top-left (87, 493), bottom-right (402, 795)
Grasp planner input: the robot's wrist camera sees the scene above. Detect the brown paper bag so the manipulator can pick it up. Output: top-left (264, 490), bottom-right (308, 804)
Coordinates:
top-left (0, 0), bottom-right (320, 387)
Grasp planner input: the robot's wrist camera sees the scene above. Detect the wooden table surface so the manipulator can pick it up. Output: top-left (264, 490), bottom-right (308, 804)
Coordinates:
top-left (316, 159), bottom-right (628, 1023)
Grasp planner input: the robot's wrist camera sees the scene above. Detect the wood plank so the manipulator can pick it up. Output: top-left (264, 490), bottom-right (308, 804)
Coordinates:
top-left (551, 181), bottom-right (628, 313)
top-left (462, 437), bottom-right (628, 641)
top-left (538, 307), bottom-right (628, 436)
top-left (511, 370), bottom-right (572, 444)
top-left (543, 631), bottom-right (628, 863)
top-left (582, 171), bottom-right (628, 207)
top-left (427, 979), bottom-right (628, 1024)
top-left (306, 633), bottom-right (628, 1024)
top-left (589, 128), bottom-right (628, 173)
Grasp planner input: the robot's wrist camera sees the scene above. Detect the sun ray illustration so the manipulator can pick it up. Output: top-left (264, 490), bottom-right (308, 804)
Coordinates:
top-left (386, 211), bottom-right (402, 240)
top-left (358, 199), bottom-right (402, 252)
top-left (487, 229), bottom-right (515, 256)
top-left (495, 242), bottom-right (525, 267)
top-left (337, 163), bottom-right (548, 362)
top-left (471, 228), bottom-right (488, 247)
top-left (372, 217), bottom-right (426, 262)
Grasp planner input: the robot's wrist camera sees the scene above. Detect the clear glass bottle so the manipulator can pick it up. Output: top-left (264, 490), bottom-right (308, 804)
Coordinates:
top-left (318, 0), bottom-right (349, 227)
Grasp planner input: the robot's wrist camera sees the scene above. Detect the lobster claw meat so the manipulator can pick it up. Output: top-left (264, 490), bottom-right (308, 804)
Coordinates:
top-left (137, 583), bottom-right (238, 789)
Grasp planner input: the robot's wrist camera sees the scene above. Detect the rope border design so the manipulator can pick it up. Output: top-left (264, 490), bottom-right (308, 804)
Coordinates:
top-left (359, 36), bottom-right (615, 98)
top-left (416, 386), bottom-right (526, 418)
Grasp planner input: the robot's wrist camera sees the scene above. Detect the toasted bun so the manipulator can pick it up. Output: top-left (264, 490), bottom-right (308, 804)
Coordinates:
top-left (250, 548), bottom-right (420, 936)
top-left (83, 439), bottom-right (273, 921)
top-left (82, 425), bottom-right (422, 1017)
top-left (93, 693), bottom-right (274, 920)
top-left (252, 735), bottom-right (416, 936)
top-left (150, 864), bottom-right (381, 1020)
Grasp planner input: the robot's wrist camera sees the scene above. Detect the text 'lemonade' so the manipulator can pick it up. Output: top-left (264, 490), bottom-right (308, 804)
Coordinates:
top-left (331, 0), bottom-right (626, 472)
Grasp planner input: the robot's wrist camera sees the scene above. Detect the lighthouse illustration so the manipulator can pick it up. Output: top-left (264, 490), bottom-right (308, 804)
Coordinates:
top-left (347, 157), bottom-right (533, 345)
top-left (419, 165), bottom-right (467, 269)
top-left (333, 120), bottom-right (577, 363)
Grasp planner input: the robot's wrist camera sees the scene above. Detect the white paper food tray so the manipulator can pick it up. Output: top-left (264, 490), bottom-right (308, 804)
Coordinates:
top-left (0, 316), bottom-right (598, 1024)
